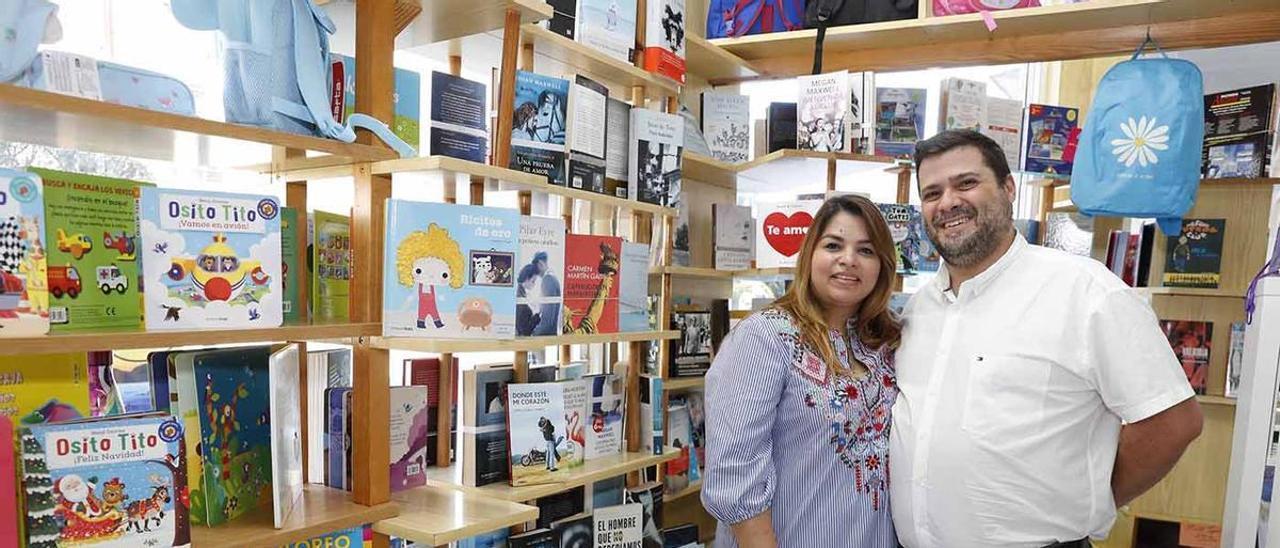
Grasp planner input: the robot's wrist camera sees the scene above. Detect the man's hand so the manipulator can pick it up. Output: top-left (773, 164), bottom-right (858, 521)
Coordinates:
top-left (1112, 397), bottom-right (1203, 506)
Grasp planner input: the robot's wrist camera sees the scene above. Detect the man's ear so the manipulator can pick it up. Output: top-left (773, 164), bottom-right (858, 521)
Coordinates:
top-left (1002, 174), bottom-right (1017, 204)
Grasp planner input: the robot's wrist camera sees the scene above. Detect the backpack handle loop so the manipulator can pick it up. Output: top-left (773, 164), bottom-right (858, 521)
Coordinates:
top-left (1131, 28), bottom-right (1170, 60)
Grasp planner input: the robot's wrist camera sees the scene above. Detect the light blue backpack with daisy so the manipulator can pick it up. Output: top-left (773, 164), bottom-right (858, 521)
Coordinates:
top-left (1070, 37), bottom-right (1204, 235)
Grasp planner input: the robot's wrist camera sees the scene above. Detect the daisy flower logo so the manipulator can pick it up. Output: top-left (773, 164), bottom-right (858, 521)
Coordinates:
top-left (1111, 116), bottom-right (1170, 167)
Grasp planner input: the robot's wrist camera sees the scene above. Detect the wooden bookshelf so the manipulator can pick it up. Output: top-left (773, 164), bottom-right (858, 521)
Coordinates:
top-left (422, 450), bottom-right (681, 502)
top-left (686, 35), bottom-right (762, 85)
top-left (0, 85), bottom-right (395, 167)
top-left (189, 485), bottom-right (398, 548)
top-left (651, 266), bottom-right (736, 279)
top-left (399, 0), bottom-right (552, 47)
top-left (1051, 178), bottom-right (1280, 214)
top-left (1137, 287), bottom-right (1247, 299)
top-left (370, 330), bottom-right (681, 353)
top-left (667, 480), bottom-right (703, 502)
top-left (735, 267), bottom-right (795, 278)
top-left (495, 176), bottom-right (678, 217)
top-left (1196, 395), bottom-right (1237, 407)
top-left (682, 152), bottom-right (740, 190)
top-left (374, 485), bottom-right (539, 546)
top-left (0, 322), bottom-right (378, 356)
top-left (519, 25), bottom-right (680, 99)
top-left (664, 377), bottom-right (707, 391)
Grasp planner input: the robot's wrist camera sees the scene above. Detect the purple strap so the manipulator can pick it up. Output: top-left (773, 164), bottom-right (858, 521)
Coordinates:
top-left (1245, 228), bottom-right (1280, 324)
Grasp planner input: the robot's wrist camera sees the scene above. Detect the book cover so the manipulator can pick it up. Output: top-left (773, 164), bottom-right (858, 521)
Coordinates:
top-left (0, 168), bottom-right (48, 336)
top-left (670, 309), bottom-right (712, 378)
top-left (1203, 84), bottom-right (1276, 179)
top-left (680, 104), bottom-right (712, 158)
top-left (1227, 321), bottom-right (1245, 398)
top-left (905, 208), bottom-right (941, 273)
top-left (325, 387), bottom-right (351, 490)
top-left (457, 529), bottom-right (510, 548)
top-left (1022, 104), bottom-right (1079, 176)
top-left (429, 71), bottom-right (489, 163)
top-left (940, 77), bottom-right (988, 131)
top-left (713, 203), bottom-right (752, 270)
top-left (673, 198), bottom-right (690, 267)
top-left (0, 353), bottom-right (90, 424)
top-left (664, 402), bottom-right (691, 495)
top-left (568, 76), bottom-right (610, 194)
top-left (629, 108), bottom-right (684, 207)
top-left (140, 188), bottom-right (283, 330)
top-left (593, 504), bottom-right (643, 548)
top-left (0, 417), bottom-right (14, 547)
top-left (687, 391), bottom-right (705, 476)
top-left (332, 54), bottom-right (421, 149)
top-left (544, 0), bottom-right (576, 39)
top-left (643, 0), bottom-right (686, 84)
top-left (1161, 320), bottom-right (1212, 395)
top-left (510, 528), bottom-right (557, 548)
top-left (755, 200), bottom-right (821, 269)
top-left (663, 524), bottom-right (699, 547)
top-left (701, 92), bottom-right (751, 163)
top-left (849, 72), bottom-right (871, 154)
top-left (506, 382), bottom-right (571, 486)
top-left (34, 168), bottom-right (142, 332)
top-left (592, 476), bottom-right (626, 510)
top-left (311, 210), bottom-right (351, 322)
top-left (618, 241), bottom-right (651, 333)
top-left (517, 216), bottom-right (566, 338)
top-left (462, 366), bottom-right (513, 486)
top-left (561, 379), bottom-right (589, 472)
top-left (605, 98), bottom-right (633, 190)
top-left (536, 487), bottom-right (586, 529)
top-left (281, 208), bottom-right (301, 323)
top-left (983, 97), bottom-right (1023, 172)
top-left (878, 203), bottom-right (938, 274)
top-left (1163, 218), bottom-right (1225, 288)
top-left (797, 71), bottom-right (851, 153)
top-left (579, 0), bottom-right (638, 63)
top-left (563, 234), bottom-right (622, 334)
top-left (297, 526), bottom-right (371, 548)
top-left (553, 514), bottom-right (593, 548)
top-left (874, 88), bottom-right (927, 159)
top-left (383, 200), bottom-right (520, 339)
top-left (511, 71), bottom-right (570, 186)
top-left (624, 483), bottom-right (664, 548)
top-left (21, 415), bottom-right (190, 548)
top-left (586, 374), bottom-right (625, 460)
top-left (404, 357), bottom-right (458, 465)
top-left (710, 298), bottom-right (729, 354)
top-left (389, 386), bottom-right (431, 492)
top-left (640, 375), bottom-right (663, 455)
top-left (766, 102), bottom-right (797, 153)
top-left (269, 345), bottom-right (303, 528)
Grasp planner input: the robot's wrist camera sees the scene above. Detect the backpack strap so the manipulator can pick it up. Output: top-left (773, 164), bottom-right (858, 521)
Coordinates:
top-left (1245, 229), bottom-right (1280, 323)
top-left (810, 0), bottom-right (844, 74)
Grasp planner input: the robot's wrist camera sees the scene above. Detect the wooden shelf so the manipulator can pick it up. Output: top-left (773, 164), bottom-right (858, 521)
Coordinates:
top-left (667, 480), bottom-right (703, 502)
top-left (735, 267), bottom-right (795, 278)
top-left (737, 150), bottom-right (897, 194)
top-left (682, 152), bottom-right (740, 189)
top-left (709, 0), bottom-right (1280, 80)
top-left (1051, 177), bottom-right (1279, 214)
top-left (520, 25), bottom-right (680, 99)
top-left (664, 377), bottom-right (707, 391)
top-left (651, 266), bottom-right (736, 279)
top-left (686, 35), bottom-right (762, 85)
top-left (1197, 395), bottom-right (1237, 407)
top-left (0, 84), bottom-right (395, 167)
top-left (0, 322), bottom-right (378, 356)
top-left (399, 0), bottom-right (552, 47)
top-left (371, 330), bottom-right (680, 353)
top-left (423, 450), bottom-right (680, 502)
top-left (374, 485), bottom-right (539, 546)
top-left (1138, 287), bottom-right (1246, 299)
top-left (189, 485), bottom-right (398, 548)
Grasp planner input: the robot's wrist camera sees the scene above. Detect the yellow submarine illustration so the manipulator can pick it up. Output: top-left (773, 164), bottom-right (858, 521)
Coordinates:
top-left (166, 234), bottom-right (269, 301)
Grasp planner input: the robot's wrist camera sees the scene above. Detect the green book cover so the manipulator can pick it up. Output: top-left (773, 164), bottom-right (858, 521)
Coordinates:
top-left (33, 168), bottom-right (143, 332)
top-left (311, 210), bottom-right (350, 322)
top-left (282, 208), bottom-right (301, 323)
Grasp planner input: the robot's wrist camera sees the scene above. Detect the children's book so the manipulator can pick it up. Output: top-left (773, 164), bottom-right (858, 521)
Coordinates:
top-left (1203, 84), bottom-right (1275, 179)
top-left (563, 234), bottom-right (622, 334)
top-left (389, 386), bottom-right (431, 492)
top-left (307, 350), bottom-right (352, 482)
top-left (507, 382), bottom-right (571, 486)
top-left (325, 387), bottom-right (351, 490)
top-left (713, 203), bottom-right (752, 270)
top-left (568, 76), bottom-right (610, 194)
top-left (578, 0), bottom-right (637, 63)
top-left (664, 401), bottom-right (691, 495)
top-left (462, 365), bottom-right (514, 486)
top-left (1163, 218), bottom-right (1226, 289)
top-left (281, 207), bottom-right (301, 323)
top-left (643, 0), bottom-right (686, 84)
top-left (0, 168), bottom-right (48, 336)
top-left (586, 374), bottom-right (625, 460)
top-left (0, 417), bottom-right (14, 547)
top-left (1161, 320), bottom-right (1212, 395)
top-left (593, 504), bottom-right (643, 548)
top-left (517, 216), bottom-right (566, 337)
top-left (269, 344), bottom-right (303, 528)
top-left (797, 71), bottom-right (851, 153)
top-left (140, 188), bottom-right (283, 330)
top-left (20, 415), bottom-right (190, 548)
top-left (429, 71), bottom-right (489, 163)
top-left (605, 98), bottom-right (633, 191)
top-left (331, 54), bottom-right (421, 149)
top-left (940, 77), bottom-right (988, 131)
top-left (701, 92), bottom-right (751, 164)
top-left (1022, 104), bottom-right (1079, 176)
top-left (311, 210), bottom-right (351, 322)
top-left (983, 97), bottom-right (1024, 172)
top-left (878, 203), bottom-right (939, 274)
top-left (755, 200), bottom-right (821, 269)
top-left (0, 353), bottom-right (90, 425)
top-left (629, 108), bottom-right (684, 207)
top-left (295, 525), bottom-right (372, 548)
top-left (510, 71), bottom-right (570, 186)
top-left (404, 357), bottom-right (458, 466)
top-left (640, 375), bottom-right (663, 455)
top-left (874, 88), bottom-right (927, 158)
top-left (33, 168), bottom-right (142, 332)
top-left (669, 309), bottom-right (711, 378)
top-left (618, 241), bottom-right (650, 333)
top-left (383, 200), bottom-right (520, 339)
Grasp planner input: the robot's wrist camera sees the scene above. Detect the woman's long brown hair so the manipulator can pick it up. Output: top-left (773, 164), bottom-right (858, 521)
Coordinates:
top-left (771, 194), bottom-right (901, 378)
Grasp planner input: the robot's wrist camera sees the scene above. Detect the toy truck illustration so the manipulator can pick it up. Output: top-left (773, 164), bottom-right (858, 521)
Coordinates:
top-left (96, 264), bottom-right (127, 294)
top-left (47, 265), bottom-right (82, 298)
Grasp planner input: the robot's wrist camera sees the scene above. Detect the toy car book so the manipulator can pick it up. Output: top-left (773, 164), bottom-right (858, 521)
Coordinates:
top-left (506, 382), bottom-right (571, 486)
top-left (0, 168), bottom-right (48, 336)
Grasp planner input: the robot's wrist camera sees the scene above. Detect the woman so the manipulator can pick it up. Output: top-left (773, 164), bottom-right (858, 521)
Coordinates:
top-left (702, 195), bottom-right (902, 547)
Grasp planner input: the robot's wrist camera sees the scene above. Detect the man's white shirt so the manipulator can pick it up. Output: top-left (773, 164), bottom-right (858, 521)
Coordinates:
top-left (890, 234), bottom-right (1194, 547)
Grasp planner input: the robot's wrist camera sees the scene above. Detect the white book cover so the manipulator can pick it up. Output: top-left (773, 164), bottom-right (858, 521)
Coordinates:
top-left (983, 97), bottom-right (1024, 171)
top-left (643, 0), bottom-right (686, 84)
top-left (797, 70), bottom-right (851, 152)
top-left (389, 386), bottom-right (431, 491)
top-left (568, 76), bottom-right (609, 193)
top-left (516, 216), bottom-right (566, 337)
top-left (578, 0), bottom-right (638, 63)
top-left (594, 504), bottom-right (644, 548)
top-left (1227, 321), bottom-right (1245, 398)
top-left (850, 71), bottom-right (873, 152)
top-left (605, 98), bottom-right (632, 187)
top-left (507, 382), bottom-right (571, 486)
top-left (713, 203), bottom-right (753, 270)
top-left (702, 91), bottom-right (751, 164)
top-left (629, 108), bottom-right (684, 207)
top-left (755, 200), bottom-right (822, 269)
top-left (269, 344), bottom-right (304, 528)
top-left (940, 77), bottom-right (988, 131)
top-left (619, 241), bottom-right (651, 332)
top-left (586, 374), bottom-right (625, 459)
top-left (561, 378), bottom-right (590, 470)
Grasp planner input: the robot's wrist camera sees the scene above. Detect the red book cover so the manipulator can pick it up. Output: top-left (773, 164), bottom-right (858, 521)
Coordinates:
top-left (563, 234), bottom-right (622, 334)
top-left (1121, 234), bottom-right (1139, 287)
top-left (0, 416), bottom-right (14, 547)
top-left (1161, 319), bottom-right (1212, 395)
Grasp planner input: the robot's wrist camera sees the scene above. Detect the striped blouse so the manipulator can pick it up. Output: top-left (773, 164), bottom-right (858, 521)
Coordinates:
top-left (701, 309), bottom-right (898, 548)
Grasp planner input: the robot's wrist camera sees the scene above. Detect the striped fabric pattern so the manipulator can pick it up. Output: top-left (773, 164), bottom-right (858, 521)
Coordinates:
top-left (702, 309), bottom-right (898, 548)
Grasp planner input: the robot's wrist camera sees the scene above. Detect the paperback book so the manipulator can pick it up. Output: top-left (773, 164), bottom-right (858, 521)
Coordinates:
top-left (755, 200), bottom-right (821, 269)
top-left (311, 210), bottom-right (351, 322)
top-left (874, 88), bottom-right (927, 158)
top-left (544, 0), bottom-right (576, 39)
top-left (561, 379), bottom-right (589, 472)
top-left (664, 402), bottom-right (691, 495)
top-left (640, 375), bottom-right (664, 455)
top-left (325, 387), bottom-right (351, 490)
top-left (563, 234), bottom-right (622, 334)
top-left (619, 241), bottom-right (651, 332)
top-left (0, 168), bottom-right (47, 336)
top-left (629, 108), bottom-right (684, 207)
top-left (1202, 84), bottom-right (1276, 179)
top-left (553, 514), bottom-right (593, 547)
top-left (462, 365), bottom-right (514, 486)
top-left (766, 102), bottom-right (797, 153)
top-left (643, 0), bottom-right (686, 84)
top-left (624, 482), bottom-right (664, 548)
top-left (1161, 320), bottom-right (1212, 395)
top-left (1227, 321), bottom-right (1245, 398)
top-left (507, 382), bottom-right (571, 486)
top-left (940, 77), bottom-right (988, 131)
top-left (579, 0), bottom-right (638, 63)
top-left (672, 197), bottom-right (690, 267)
top-left (594, 504), bottom-right (643, 548)
top-left (586, 374), bottom-right (625, 460)
top-left (1163, 218), bottom-right (1225, 289)
top-left (568, 76), bottom-right (610, 194)
top-left (510, 71), bottom-right (570, 186)
top-left (797, 71), bottom-right (851, 153)
top-left (670, 309), bottom-right (712, 377)
top-left (605, 98), bottom-right (633, 191)
top-left (429, 71), bottom-right (489, 164)
top-left (517, 216), bottom-right (566, 337)
top-left (1023, 104), bottom-right (1079, 176)
top-left (701, 92), bottom-right (751, 163)
top-left (983, 97), bottom-right (1024, 172)
top-left (713, 203), bottom-right (753, 270)
top-left (404, 356), bottom-right (458, 465)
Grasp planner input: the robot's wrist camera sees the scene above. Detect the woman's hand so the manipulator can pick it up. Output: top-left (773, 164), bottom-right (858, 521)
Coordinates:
top-left (729, 510), bottom-right (779, 548)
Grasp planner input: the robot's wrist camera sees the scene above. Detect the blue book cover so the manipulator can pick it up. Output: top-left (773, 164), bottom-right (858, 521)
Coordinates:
top-left (456, 528), bottom-right (510, 548)
top-left (0, 168), bottom-right (48, 336)
top-left (429, 71), bottom-right (488, 163)
top-left (592, 475), bottom-right (626, 509)
top-left (1023, 104), bottom-right (1079, 176)
top-left (618, 241), bottom-right (650, 332)
top-left (874, 88), bottom-right (927, 159)
top-left (140, 188), bottom-right (282, 330)
top-left (510, 71), bottom-right (569, 186)
top-left (326, 387), bottom-right (350, 490)
top-left (383, 200), bottom-right (519, 339)
top-left (333, 54), bottom-right (422, 149)
top-left (878, 203), bottom-right (938, 274)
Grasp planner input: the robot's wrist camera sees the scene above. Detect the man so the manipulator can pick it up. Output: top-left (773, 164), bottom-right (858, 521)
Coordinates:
top-left (891, 130), bottom-right (1203, 547)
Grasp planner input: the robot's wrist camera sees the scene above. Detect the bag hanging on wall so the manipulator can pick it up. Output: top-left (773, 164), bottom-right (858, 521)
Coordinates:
top-left (706, 0), bottom-right (805, 39)
top-left (805, 0), bottom-right (916, 73)
top-left (0, 0), bottom-right (60, 83)
top-left (1070, 36), bottom-right (1204, 235)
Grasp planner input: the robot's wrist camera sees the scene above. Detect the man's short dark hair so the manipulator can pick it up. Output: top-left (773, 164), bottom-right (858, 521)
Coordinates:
top-left (913, 129), bottom-right (1013, 186)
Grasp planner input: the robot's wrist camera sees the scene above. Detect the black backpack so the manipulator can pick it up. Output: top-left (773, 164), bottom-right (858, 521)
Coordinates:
top-left (805, 0), bottom-right (917, 73)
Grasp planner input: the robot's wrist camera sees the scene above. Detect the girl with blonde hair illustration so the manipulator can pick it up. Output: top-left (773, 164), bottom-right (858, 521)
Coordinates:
top-left (396, 224), bottom-right (465, 329)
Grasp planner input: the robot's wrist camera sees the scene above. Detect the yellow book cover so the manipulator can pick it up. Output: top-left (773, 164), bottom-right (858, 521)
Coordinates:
top-left (311, 211), bottom-right (351, 322)
top-left (0, 353), bottom-right (90, 424)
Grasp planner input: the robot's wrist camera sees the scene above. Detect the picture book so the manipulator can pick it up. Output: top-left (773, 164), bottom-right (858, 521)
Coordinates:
top-left (517, 216), bottom-right (566, 338)
top-left (766, 102), bottom-right (797, 153)
top-left (1022, 104), bottom-right (1079, 176)
top-left (629, 108), bottom-right (684, 207)
top-left (1163, 218), bottom-right (1226, 288)
top-left (664, 401), bottom-right (691, 495)
top-left (331, 54), bottom-right (421, 149)
top-left (983, 97), bottom-right (1023, 171)
top-left (643, 0), bottom-right (686, 84)
top-left (404, 356), bottom-right (458, 466)
top-left (553, 514), bottom-right (593, 547)
top-left (798, 71), bottom-right (851, 153)
top-left (140, 188), bottom-right (283, 330)
top-left (563, 234), bottom-right (622, 334)
top-left (586, 374), bottom-right (625, 460)
top-left (874, 88), bottom-right (927, 158)
top-left (429, 71), bottom-right (489, 163)
top-left (389, 386), bottom-right (431, 492)
top-left (624, 482), bottom-right (664, 548)
top-left (21, 415), bottom-right (190, 548)
top-left (462, 365), bottom-right (514, 486)
top-left (506, 382), bottom-right (571, 486)
top-left (544, 0), bottom-right (576, 39)
top-left (0, 417), bottom-right (14, 547)
top-left (639, 375), bottom-right (663, 455)
top-left (755, 200), bottom-right (821, 269)
top-left (605, 98), bottom-right (632, 189)
top-left (701, 91), bottom-right (751, 163)
top-left (618, 241), bottom-right (650, 333)
top-left (325, 387), bottom-right (351, 489)
top-left (383, 200), bottom-right (520, 339)
top-left (510, 71), bottom-right (570, 186)
top-left (311, 210), bottom-right (351, 322)
top-left (593, 504), bottom-right (643, 548)
top-left (713, 203), bottom-right (753, 270)
top-left (878, 203), bottom-right (939, 274)
top-left (294, 526), bottom-right (371, 548)
top-left (269, 344), bottom-right (303, 528)
top-left (1203, 84), bottom-right (1276, 179)
top-left (0, 353), bottom-right (90, 424)
top-left (940, 77), bottom-right (988, 131)
top-left (0, 168), bottom-right (48, 336)
top-left (1161, 320), bottom-right (1212, 395)
top-left (592, 475), bottom-right (626, 509)
top-left (34, 168), bottom-right (142, 332)
top-left (669, 309), bottom-right (712, 378)
top-left (579, 0), bottom-right (638, 63)
top-left (568, 76), bottom-right (609, 194)
top-left (281, 207), bottom-right (301, 323)
top-left (1227, 321), bottom-right (1245, 398)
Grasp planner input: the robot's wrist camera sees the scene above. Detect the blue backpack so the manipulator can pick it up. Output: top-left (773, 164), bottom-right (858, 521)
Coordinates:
top-left (1070, 38), bottom-right (1204, 235)
top-left (706, 0), bottom-right (804, 39)
top-left (0, 0), bottom-right (58, 83)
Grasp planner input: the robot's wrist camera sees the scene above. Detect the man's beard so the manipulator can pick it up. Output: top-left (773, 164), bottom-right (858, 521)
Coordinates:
top-left (925, 198), bottom-right (1013, 268)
